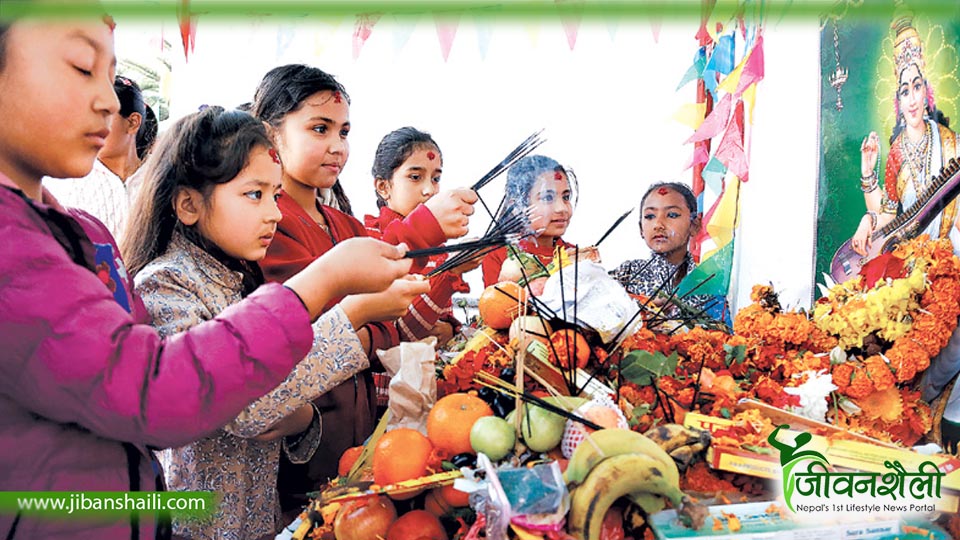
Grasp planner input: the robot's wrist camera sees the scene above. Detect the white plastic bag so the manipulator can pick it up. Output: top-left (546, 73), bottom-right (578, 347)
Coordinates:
top-left (538, 261), bottom-right (642, 343)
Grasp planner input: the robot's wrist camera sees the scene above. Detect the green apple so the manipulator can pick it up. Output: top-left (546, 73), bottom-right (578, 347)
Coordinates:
top-left (470, 416), bottom-right (516, 461)
top-left (518, 404), bottom-right (566, 452)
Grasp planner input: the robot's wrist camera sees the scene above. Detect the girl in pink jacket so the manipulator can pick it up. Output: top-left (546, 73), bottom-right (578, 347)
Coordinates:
top-left (0, 17), bottom-right (415, 540)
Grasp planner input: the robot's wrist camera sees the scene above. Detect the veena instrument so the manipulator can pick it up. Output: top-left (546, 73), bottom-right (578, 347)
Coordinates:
top-left (830, 157), bottom-right (960, 284)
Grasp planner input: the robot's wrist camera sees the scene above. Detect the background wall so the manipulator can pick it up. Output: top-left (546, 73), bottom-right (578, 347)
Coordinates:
top-left (116, 15), bottom-right (821, 312)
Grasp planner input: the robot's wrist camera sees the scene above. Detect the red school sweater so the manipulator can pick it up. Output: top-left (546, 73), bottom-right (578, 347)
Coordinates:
top-left (364, 206), bottom-right (470, 341)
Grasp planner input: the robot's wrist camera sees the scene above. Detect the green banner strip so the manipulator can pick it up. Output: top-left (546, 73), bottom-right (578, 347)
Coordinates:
top-left (1, 1), bottom-right (957, 21)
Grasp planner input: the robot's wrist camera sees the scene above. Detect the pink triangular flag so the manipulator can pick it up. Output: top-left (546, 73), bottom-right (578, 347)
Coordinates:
top-left (650, 18), bottom-right (661, 43)
top-left (682, 142), bottom-right (711, 171)
top-left (352, 13), bottom-right (382, 60)
top-left (714, 100), bottom-right (749, 180)
top-left (556, 0), bottom-right (583, 50)
top-left (435, 15), bottom-right (460, 61)
top-left (735, 34), bottom-right (765, 95)
top-left (684, 93), bottom-right (732, 144)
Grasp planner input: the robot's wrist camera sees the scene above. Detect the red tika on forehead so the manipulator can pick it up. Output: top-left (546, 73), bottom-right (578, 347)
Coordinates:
top-left (426, 151), bottom-right (436, 160)
top-left (657, 187), bottom-right (670, 195)
top-left (103, 15), bottom-right (116, 32)
top-left (333, 91), bottom-right (343, 104)
top-left (554, 171), bottom-right (563, 180)
top-left (268, 149), bottom-right (281, 165)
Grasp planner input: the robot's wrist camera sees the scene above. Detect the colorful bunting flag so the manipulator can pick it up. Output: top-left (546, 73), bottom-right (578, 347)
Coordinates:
top-left (711, 33), bottom-right (735, 74)
top-left (701, 157), bottom-right (727, 196)
top-left (683, 142), bottom-right (711, 172)
top-left (676, 47), bottom-right (707, 91)
top-left (476, 17), bottom-right (493, 59)
top-left (685, 93), bottom-right (731, 144)
top-left (391, 15), bottom-right (418, 55)
top-left (556, 0), bottom-right (583, 50)
top-left (673, 102), bottom-right (708, 130)
top-left (352, 13), bottom-right (381, 60)
top-left (177, 0), bottom-right (197, 62)
top-left (435, 15), bottom-right (460, 61)
top-left (714, 100), bottom-right (748, 180)
top-left (734, 33), bottom-right (764, 95)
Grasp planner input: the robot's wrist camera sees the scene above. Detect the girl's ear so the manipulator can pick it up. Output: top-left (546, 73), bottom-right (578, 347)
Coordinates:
top-left (174, 187), bottom-right (203, 226)
top-left (374, 177), bottom-right (391, 201)
top-left (690, 214), bottom-right (703, 237)
top-left (126, 112), bottom-right (143, 135)
top-left (263, 121), bottom-right (280, 145)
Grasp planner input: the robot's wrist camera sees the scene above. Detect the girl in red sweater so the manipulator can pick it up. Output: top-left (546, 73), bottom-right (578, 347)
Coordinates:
top-left (481, 154), bottom-right (578, 287)
top-left (365, 127), bottom-right (478, 346)
top-left (251, 65), bottom-right (477, 511)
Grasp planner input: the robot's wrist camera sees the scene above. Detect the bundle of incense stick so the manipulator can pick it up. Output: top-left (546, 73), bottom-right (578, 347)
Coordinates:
top-left (474, 371), bottom-right (603, 430)
top-left (425, 206), bottom-right (537, 277)
top-left (470, 129), bottom-right (546, 192)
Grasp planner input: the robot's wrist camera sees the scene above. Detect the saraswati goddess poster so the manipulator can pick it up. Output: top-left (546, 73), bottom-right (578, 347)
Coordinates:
top-left (814, 2), bottom-right (959, 291)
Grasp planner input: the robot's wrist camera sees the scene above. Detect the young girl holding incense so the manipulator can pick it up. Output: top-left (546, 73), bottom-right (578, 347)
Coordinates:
top-left (609, 182), bottom-right (718, 319)
top-left (122, 106), bottom-right (428, 540)
top-left (251, 64), bottom-right (478, 508)
top-left (0, 17), bottom-right (413, 540)
top-left (481, 154), bottom-right (579, 287)
top-left (365, 126), bottom-right (478, 346)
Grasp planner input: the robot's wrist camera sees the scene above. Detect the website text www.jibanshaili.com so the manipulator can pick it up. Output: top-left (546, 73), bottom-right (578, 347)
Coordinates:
top-left (1, 492), bottom-right (214, 520)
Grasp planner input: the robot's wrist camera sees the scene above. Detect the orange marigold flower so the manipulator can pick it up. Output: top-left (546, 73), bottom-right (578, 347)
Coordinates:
top-left (863, 355), bottom-right (896, 392)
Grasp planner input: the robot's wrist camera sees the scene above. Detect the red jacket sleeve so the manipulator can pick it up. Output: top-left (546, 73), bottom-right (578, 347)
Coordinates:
top-left (397, 273), bottom-right (459, 341)
top-left (379, 204), bottom-right (445, 250)
top-left (0, 203), bottom-right (315, 450)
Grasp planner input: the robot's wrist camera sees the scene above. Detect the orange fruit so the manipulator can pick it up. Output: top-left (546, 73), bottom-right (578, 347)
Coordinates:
top-left (478, 281), bottom-right (527, 330)
top-left (438, 484), bottom-right (470, 508)
top-left (386, 510), bottom-right (448, 540)
top-left (427, 393), bottom-right (494, 455)
top-left (372, 428), bottom-right (433, 486)
top-left (548, 328), bottom-right (591, 370)
top-left (338, 446), bottom-right (365, 477)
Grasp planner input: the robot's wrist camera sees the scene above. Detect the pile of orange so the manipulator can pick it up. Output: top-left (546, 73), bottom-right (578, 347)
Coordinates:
top-left (372, 428), bottom-right (433, 486)
top-left (478, 281), bottom-right (527, 330)
top-left (426, 393), bottom-right (494, 456)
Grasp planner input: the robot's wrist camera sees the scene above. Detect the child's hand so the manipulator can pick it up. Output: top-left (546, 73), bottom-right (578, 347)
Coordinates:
top-left (285, 238), bottom-right (413, 319)
top-left (425, 188), bottom-right (478, 239)
top-left (429, 320), bottom-right (455, 346)
top-left (340, 275), bottom-right (431, 327)
top-left (322, 237), bottom-right (414, 296)
top-left (450, 255), bottom-right (483, 275)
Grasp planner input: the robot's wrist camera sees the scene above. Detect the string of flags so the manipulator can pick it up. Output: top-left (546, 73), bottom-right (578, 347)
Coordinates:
top-left (675, 3), bottom-right (765, 323)
top-left (174, 2), bottom-right (664, 62)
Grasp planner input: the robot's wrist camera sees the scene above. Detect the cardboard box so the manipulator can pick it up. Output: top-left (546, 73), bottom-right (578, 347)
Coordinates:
top-left (649, 502), bottom-right (949, 540)
top-left (683, 411), bottom-right (960, 513)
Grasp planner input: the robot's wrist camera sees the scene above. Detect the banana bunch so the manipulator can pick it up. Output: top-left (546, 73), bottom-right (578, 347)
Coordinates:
top-left (642, 423), bottom-right (711, 471)
top-left (566, 429), bottom-right (688, 540)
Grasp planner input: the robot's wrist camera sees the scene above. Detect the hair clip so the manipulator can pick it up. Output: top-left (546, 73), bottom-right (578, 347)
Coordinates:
top-left (657, 187), bottom-right (670, 195)
top-left (117, 76), bottom-right (132, 87)
top-left (198, 104), bottom-right (209, 111)
top-left (268, 148), bottom-right (281, 164)
top-left (426, 151), bottom-right (436, 161)
top-left (333, 91), bottom-right (343, 104)
top-left (102, 15), bottom-right (116, 32)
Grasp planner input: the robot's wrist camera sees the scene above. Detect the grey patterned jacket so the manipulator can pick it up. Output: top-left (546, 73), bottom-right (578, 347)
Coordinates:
top-left (136, 232), bottom-right (367, 540)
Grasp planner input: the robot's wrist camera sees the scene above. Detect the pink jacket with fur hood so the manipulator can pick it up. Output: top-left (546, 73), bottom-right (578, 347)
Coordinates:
top-left (0, 175), bottom-right (315, 540)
